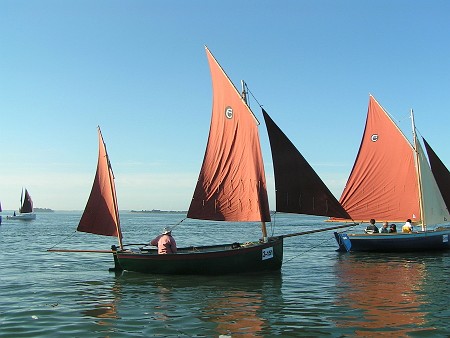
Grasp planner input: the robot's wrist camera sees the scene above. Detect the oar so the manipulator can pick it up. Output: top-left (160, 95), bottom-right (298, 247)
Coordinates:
top-left (278, 223), bottom-right (355, 239)
top-left (47, 243), bottom-right (151, 253)
top-left (47, 249), bottom-right (114, 253)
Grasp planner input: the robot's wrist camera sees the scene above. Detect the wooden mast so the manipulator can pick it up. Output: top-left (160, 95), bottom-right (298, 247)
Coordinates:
top-left (241, 80), bottom-right (269, 242)
top-left (99, 126), bottom-right (124, 249)
top-left (411, 110), bottom-right (426, 231)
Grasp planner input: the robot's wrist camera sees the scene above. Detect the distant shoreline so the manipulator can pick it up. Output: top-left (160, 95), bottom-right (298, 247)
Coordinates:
top-left (130, 209), bottom-right (186, 214)
top-left (34, 208), bottom-right (54, 213)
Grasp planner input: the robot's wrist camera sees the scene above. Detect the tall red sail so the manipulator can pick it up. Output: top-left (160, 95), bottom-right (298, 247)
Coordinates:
top-left (338, 95), bottom-right (420, 222)
top-left (77, 128), bottom-right (122, 238)
top-left (187, 47), bottom-right (271, 222)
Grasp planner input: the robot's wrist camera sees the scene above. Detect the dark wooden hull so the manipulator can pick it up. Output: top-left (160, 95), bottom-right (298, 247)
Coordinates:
top-left (334, 228), bottom-right (450, 252)
top-left (113, 237), bottom-right (283, 275)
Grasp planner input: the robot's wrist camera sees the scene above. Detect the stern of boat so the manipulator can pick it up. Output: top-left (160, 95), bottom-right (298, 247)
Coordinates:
top-left (334, 232), bottom-right (352, 252)
top-left (109, 245), bottom-right (124, 272)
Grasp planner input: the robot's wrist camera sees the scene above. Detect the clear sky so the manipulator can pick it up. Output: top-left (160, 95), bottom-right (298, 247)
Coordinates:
top-left (1, 1), bottom-right (449, 211)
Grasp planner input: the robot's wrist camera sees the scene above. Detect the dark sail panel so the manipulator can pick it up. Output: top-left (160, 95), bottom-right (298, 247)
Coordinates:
top-left (262, 108), bottom-right (350, 219)
top-left (20, 189), bottom-right (33, 213)
top-left (423, 137), bottom-right (450, 211)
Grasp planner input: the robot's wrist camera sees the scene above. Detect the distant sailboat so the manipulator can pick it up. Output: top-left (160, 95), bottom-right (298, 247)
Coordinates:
top-left (7, 188), bottom-right (36, 221)
top-left (49, 47), bottom-right (352, 274)
top-left (334, 95), bottom-right (450, 252)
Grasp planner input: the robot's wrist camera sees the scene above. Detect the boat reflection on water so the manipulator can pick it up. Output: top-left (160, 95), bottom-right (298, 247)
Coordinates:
top-left (333, 253), bottom-right (434, 335)
top-left (98, 271), bottom-right (283, 337)
top-left (82, 301), bottom-right (119, 321)
top-left (201, 276), bottom-right (277, 337)
top-left (80, 279), bottom-right (121, 324)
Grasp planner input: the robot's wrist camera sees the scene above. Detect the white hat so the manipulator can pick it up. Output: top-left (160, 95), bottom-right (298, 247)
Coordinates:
top-left (162, 227), bottom-right (171, 235)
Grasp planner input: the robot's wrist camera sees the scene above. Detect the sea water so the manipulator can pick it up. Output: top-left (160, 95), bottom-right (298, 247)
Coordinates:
top-left (1, 211), bottom-right (449, 337)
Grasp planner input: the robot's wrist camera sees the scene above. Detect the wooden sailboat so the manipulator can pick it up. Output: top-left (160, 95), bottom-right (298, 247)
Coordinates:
top-left (50, 47), bottom-right (351, 274)
top-left (112, 47), bottom-right (285, 274)
top-left (334, 95), bottom-right (450, 252)
top-left (7, 188), bottom-right (36, 220)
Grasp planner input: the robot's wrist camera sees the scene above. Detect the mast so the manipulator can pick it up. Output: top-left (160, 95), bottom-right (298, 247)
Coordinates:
top-left (20, 188), bottom-right (24, 212)
top-left (241, 80), bottom-right (268, 242)
top-left (411, 109), bottom-right (426, 231)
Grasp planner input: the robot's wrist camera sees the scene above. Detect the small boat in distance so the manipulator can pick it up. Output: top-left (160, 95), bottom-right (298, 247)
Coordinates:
top-left (7, 188), bottom-right (36, 221)
top-left (334, 95), bottom-right (450, 252)
top-left (49, 47), bottom-right (352, 275)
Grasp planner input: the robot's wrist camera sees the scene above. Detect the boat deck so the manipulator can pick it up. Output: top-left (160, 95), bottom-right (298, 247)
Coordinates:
top-left (132, 241), bottom-right (262, 255)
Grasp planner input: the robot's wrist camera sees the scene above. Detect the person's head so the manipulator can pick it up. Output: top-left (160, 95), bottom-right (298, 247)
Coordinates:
top-left (162, 227), bottom-right (172, 235)
top-left (370, 219), bottom-right (375, 225)
top-left (383, 222), bottom-right (388, 228)
top-left (406, 219), bottom-right (412, 223)
top-left (390, 224), bottom-right (396, 229)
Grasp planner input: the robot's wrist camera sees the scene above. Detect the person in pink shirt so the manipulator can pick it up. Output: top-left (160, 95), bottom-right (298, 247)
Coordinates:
top-left (150, 227), bottom-right (177, 254)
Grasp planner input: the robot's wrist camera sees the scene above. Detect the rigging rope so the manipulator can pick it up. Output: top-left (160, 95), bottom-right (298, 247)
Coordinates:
top-left (46, 230), bottom-right (78, 251)
top-left (168, 217), bottom-right (186, 231)
top-left (283, 235), bottom-right (337, 264)
top-left (242, 82), bottom-right (264, 109)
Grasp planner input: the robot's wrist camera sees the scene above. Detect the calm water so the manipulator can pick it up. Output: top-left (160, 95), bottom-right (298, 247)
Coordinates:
top-left (1, 211), bottom-right (449, 337)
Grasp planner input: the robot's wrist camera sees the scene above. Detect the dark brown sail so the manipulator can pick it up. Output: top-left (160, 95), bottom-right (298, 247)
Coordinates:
top-left (423, 137), bottom-right (450, 211)
top-left (262, 108), bottom-right (350, 219)
top-left (20, 189), bottom-right (33, 213)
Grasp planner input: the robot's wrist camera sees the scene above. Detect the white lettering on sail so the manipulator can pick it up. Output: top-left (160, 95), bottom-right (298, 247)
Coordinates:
top-left (225, 106), bottom-right (233, 119)
top-left (262, 247), bottom-right (273, 260)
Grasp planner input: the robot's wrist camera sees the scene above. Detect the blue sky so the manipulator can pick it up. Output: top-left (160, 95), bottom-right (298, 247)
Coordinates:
top-left (1, 1), bottom-right (449, 211)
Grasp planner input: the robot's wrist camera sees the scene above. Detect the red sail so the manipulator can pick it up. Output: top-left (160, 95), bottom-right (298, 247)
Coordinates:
top-left (77, 128), bottom-right (122, 238)
top-left (338, 95), bottom-right (420, 222)
top-left (187, 47), bottom-right (271, 222)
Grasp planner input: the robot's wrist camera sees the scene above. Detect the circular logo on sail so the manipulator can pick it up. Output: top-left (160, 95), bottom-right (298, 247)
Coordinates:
top-left (371, 134), bottom-right (379, 142)
top-left (225, 106), bottom-right (233, 119)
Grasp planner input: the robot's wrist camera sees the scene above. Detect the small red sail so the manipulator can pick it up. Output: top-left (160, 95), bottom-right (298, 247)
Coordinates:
top-left (338, 95), bottom-right (420, 222)
top-left (187, 47), bottom-right (271, 222)
top-left (77, 128), bottom-right (122, 238)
